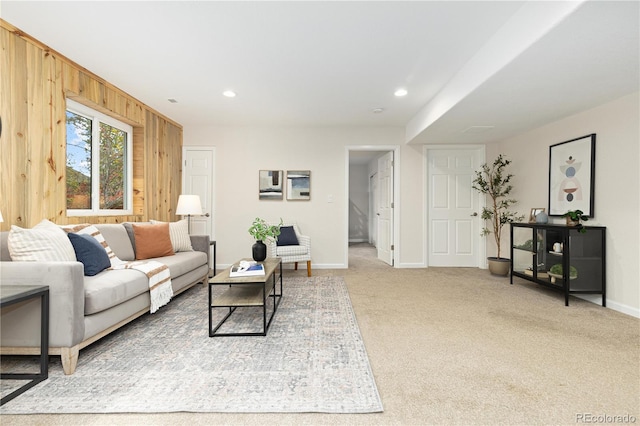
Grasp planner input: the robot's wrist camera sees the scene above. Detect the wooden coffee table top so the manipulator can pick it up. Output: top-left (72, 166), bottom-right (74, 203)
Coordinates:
top-left (209, 257), bottom-right (281, 284)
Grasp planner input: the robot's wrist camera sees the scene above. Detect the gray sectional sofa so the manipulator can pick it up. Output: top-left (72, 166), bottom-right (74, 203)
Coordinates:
top-left (0, 223), bottom-right (210, 375)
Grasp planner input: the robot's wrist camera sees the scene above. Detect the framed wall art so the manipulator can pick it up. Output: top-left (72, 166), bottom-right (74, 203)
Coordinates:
top-left (286, 170), bottom-right (310, 201)
top-left (259, 170), bottom-right (283, 200)
top-left (548, 134), bottom-right (595, 217)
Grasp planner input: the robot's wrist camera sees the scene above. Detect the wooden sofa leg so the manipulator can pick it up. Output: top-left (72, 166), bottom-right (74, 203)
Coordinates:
top-left (294, 262), bottom-right (298, 271)
top-left (61, 345), bottom-right (80, 375)
top-left (306, 261), bottom-right (312, 277)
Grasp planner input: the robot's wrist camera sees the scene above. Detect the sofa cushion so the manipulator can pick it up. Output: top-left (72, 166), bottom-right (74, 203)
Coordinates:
top-left (83, 251), bottom-right (207, 314)
top-left (83, 269), bottom-right (151, 315)
top-left (150, 219), bottom-right (193, 252)
top-left (132, 223), bottom-right (174, 260)
top-left (8, 219), bottom-right (77, 262)
top-left (153, 251), bottom-right (208, 278)
top-left (63, 224), bottom-right (125, 267)
top-left (68, 233), bottom-right (111, 276)
top-left (94, 224), bottom-right (135, 261)
top-left (275, 244), bottom-right (308, 256)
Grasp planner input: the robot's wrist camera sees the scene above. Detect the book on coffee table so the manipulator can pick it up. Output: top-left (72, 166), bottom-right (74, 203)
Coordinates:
top-left (229, 262), bottom-right (265, 277)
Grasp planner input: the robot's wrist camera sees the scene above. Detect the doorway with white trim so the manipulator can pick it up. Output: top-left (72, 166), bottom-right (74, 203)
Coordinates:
top-left (347, 146), bottom-right (399, 268)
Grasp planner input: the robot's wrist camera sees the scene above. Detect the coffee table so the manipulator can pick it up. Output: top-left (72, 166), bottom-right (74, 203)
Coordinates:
top-left (208, 258), bottom-right (282, 337)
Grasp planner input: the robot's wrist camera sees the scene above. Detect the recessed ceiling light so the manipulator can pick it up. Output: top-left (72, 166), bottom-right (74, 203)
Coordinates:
top-left (394, 88), bottom-right (408, 97)
top-left (372, 108), bottom-right (385, 114)
top-left (168, 98), bottom-right (178, 103)
top-left (223, 90), bottom-right (237, 98)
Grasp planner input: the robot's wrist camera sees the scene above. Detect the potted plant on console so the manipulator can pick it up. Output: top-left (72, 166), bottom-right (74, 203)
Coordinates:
top-left (472, 154), bottom-right (525, 276)
top-left (562, 209), bottom-right (588, 233)
top-left (248, 217), bottom-right (282, 261)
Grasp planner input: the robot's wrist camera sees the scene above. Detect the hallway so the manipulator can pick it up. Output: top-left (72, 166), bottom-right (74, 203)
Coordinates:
top-left (348, 242), bottom-right (391, 270)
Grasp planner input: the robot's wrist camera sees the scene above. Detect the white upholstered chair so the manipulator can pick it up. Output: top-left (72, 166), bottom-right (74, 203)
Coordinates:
top-left (266, 222), bottom-right (311, 277)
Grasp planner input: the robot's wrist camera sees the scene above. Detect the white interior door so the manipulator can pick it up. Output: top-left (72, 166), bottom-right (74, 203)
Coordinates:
top-left (369, 172), bottom-right (378, 246)
top-left (428, 148), bottom-right (482, 267)
top-left (183, 147), bottom-right (215, 240)
top-left (377, 151), bottom-right (393, 265)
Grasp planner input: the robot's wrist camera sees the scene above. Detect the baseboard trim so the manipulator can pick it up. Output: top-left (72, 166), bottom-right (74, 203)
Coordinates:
top-left (397, 262), bottom-right (426, 268)
top-left (576, 294), bottom-right (639, 318)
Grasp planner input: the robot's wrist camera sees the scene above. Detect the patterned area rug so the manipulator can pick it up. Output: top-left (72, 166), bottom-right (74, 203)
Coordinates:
top-left (0, 276), bottom-right (383, 414)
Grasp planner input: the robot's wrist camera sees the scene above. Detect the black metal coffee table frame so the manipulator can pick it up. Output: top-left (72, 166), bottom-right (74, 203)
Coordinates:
top-left (208, 258), bottom-right (282, 337)
top-left (0, 285), bottom-right (49, 406)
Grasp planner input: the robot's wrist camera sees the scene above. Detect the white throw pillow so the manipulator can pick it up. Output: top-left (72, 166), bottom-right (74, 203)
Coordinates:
top-left (150, 219), bottom-right (193, 252)
top-left (8, 219), bottom-right (77, 262)
top-left (62, 224), bottom-right (125, 268)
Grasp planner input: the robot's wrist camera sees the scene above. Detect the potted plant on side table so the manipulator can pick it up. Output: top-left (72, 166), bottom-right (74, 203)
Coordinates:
top-left (472, 154), bottom-right (525, 276)
top-left (248, 217), bottom-right (282, 261)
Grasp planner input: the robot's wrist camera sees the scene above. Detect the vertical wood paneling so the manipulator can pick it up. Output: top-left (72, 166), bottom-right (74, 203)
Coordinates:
top-left (62, 62), bottom-right (80, 94)
top-left (13, 35), bottom-right (28, 227)
top-left (132, 126), bottom-right (145, 216)
top-left (0, 31), bottom-right (9, 220)
top-left (51, 55), bottom-right (67, 222)
top-left (0, 21), bottom-right (183, 230)
top-left (169, 123), bottom-right (182, 219)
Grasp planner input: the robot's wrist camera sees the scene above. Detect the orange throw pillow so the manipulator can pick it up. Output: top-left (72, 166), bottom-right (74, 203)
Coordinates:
top-left (132, 222), bottom-right (174, 260)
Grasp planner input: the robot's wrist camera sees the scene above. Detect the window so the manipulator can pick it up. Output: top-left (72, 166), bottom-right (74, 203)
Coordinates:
top-left (66, 99), bottom-right (133, 215)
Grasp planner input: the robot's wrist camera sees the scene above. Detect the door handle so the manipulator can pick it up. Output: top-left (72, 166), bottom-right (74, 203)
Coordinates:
top-left (204, 213), bottom-right (210, 217)
top-left (471, 212), bottom-right (478, 217)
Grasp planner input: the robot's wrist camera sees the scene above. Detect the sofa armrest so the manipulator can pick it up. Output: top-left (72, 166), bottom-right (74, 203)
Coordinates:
top-left (190, 235), bottom-right (210, 264)
top-left (0, 261), bottom-right (85, 348)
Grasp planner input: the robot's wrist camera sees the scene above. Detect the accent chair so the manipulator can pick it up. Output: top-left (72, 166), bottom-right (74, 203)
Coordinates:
top-left (266, 221), bottom-right (311, 277)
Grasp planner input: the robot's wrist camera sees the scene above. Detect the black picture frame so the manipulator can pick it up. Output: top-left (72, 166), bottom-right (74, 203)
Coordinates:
top-left (548, 134), bottom-right (596, 217)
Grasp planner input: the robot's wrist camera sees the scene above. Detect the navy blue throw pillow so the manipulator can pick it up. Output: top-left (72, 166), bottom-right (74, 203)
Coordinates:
top-left (276, 226), bottom-right (299, 246)
top-left (68, 232), bottom-right (111, 276)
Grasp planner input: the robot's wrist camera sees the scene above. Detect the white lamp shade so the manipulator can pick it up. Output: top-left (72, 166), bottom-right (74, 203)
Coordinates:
top-left (176, 195), bottom-right (203, 216)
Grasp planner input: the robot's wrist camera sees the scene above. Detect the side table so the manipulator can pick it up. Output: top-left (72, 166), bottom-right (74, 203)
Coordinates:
top-left (0, 285), bottom-right (49, 406)
top-left (209, 240), bottom-right (217, 277)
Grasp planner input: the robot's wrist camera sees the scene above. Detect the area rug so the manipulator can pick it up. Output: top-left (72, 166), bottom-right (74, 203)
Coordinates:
top-left (0, 276), bottom-right (383, 414)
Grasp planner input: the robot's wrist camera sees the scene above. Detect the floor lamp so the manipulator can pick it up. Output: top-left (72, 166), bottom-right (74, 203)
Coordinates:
top-left (176, 195), bottom-right (202, 234)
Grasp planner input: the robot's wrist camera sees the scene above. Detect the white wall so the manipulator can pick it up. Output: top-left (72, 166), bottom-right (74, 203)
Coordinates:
top-left (184, 92), bottom-right (638, 315)
top-left (490, 92), bottom-right (639, 316)
top-left (183, 126), bottom-right (425, 269)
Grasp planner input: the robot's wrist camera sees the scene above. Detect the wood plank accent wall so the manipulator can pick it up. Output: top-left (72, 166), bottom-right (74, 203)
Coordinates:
top-left (0, 20), bottom-right (183, 230)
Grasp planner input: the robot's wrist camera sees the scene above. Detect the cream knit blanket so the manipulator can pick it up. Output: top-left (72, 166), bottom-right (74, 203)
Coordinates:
top-left (114, 260), bottom-right (173, 313)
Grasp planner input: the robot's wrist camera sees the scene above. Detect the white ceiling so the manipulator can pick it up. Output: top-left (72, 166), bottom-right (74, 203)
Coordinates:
top-left (1, 1), bottom-right (638, 145)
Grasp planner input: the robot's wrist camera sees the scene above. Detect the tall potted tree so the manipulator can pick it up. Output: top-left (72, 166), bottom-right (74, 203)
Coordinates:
top-left (472, 155), bottom-right (524, 276)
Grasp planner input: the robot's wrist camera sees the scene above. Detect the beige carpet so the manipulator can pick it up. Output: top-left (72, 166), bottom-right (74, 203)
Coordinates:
top-left (3, 243), bottom-right (639, 425)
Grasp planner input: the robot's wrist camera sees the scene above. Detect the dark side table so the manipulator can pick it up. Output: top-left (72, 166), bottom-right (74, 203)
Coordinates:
top-left (0, 285), bottom-right (49, 406)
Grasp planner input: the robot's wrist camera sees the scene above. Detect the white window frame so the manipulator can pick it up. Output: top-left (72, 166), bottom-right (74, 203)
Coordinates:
top-left (66, 99), bottom-right (133, 216)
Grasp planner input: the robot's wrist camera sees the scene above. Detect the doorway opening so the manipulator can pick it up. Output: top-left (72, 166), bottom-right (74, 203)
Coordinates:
top-left (346, 146), bottom-right (399, 268)
top-left (348, 242), bottom-right (390, 269)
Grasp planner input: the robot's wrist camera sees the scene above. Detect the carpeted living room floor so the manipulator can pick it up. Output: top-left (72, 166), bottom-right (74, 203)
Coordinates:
top-left (2, 243), bottom-right (639, 425)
